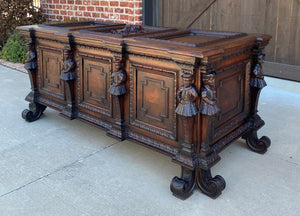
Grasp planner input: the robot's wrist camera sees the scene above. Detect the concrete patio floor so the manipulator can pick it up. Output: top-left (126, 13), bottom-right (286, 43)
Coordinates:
top-left (0, 64), bottom-right (299, 216)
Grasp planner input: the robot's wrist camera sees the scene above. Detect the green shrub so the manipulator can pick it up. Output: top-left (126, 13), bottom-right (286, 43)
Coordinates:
top-left (0, 0), bottom-right (45, 48)
top-left (0, 30), bottom-right (27, 63)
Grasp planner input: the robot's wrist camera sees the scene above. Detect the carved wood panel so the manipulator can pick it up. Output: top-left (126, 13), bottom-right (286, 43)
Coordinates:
top-left (78, 54), bottom-right (112, 117)
top-left (130, 62), bottom-right (177, 140)
top-left (215, 65), bottom-right (245, 127)
top-left (40, 49), bottom-right (64, 98)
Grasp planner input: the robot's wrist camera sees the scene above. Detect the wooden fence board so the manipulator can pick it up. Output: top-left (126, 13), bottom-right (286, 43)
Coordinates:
top-left (158, 0), bottom-right (300, 66)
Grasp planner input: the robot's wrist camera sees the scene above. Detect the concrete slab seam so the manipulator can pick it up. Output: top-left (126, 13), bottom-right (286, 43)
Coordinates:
top-left (0, 141), bottom-right (121, 198)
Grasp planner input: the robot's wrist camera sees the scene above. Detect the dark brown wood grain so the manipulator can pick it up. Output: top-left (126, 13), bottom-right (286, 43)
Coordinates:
top-left (18, 22), bottom-right (271, 200)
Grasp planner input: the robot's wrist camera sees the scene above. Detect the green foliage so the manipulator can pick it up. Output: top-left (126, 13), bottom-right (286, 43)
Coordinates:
top-left (0, 0), bottom-right (45, 48)
top-left (0, 30), bottom-right (27, 63)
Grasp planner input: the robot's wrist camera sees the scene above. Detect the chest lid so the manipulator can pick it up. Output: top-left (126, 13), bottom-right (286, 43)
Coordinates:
top-left (136, 29), bottom-right (247, 47)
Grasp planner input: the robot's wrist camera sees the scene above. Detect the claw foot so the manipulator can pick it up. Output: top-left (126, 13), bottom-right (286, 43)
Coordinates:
top-left (22, 102), bottom-right (46, 122)
top-left (196, 169), bottom-right (226, 199)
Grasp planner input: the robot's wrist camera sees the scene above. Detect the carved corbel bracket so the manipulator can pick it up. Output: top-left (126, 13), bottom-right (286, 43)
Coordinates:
top-left (22, 28), bottom-right (47, 122)
top-left (107, 43), bottom-right (127, 141)
top-left (199, 58), bottom-right (220, 116)
top-left (242, 38), bottom-right (271, 153)
top-left (60, 34), bottom-right (77, 119)
top-left (172, 73), bottom-right (198, 169)
top-left (24, 29), bottom-right (37, 72)
top-left (199, 72), bottom-right (220, 116)
top-left (107, 41), bottom-right (126, 61)
top-left (250, 37), bottom-right (267, 89)
top-left (199, 57), bottom-right (208, 73)
top-left (60, 34), bottom-right (76, 81)
top-left (110, 50), bottom-right (122, 62)
top-left (176, 62), bottom-right (195, 77)
top-left (198, 70), bottom-right (220, 166)
top-left (249, 37), bottom-right (268, 116)
top-left (24, 28), bottom-right (39, 103)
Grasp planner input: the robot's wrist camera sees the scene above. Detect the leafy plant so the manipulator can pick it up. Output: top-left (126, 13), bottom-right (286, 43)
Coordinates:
top-left (0, 30), bottom-right (27, 63)
top-left (0, 0), bottom-right (44, 48)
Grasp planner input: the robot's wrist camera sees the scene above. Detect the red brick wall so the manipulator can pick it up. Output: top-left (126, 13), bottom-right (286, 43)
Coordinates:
top-left (40, 0), bottom-right (143, 25)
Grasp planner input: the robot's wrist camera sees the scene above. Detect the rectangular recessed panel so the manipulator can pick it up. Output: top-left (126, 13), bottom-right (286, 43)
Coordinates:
top-left (41, 49), bottom-right (63, 97)
top-left (216, 68), bottom-right (245, 127)
top-left (83, 59), bottom-right (110, 109)
top-left (131, 66), bottom-right (176, 139)
top-left (138, 76), bottom-right (169, 122)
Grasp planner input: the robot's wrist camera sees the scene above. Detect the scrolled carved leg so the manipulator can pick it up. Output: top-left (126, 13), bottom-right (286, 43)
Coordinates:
top-left (170, 167), bottom-right (196, 199)
top-left (22, 102), bottom-right (46, 122)
top-left (196, 168), bottom-right (225, 199)
top-left (242, 129), bottom-right (271, 154)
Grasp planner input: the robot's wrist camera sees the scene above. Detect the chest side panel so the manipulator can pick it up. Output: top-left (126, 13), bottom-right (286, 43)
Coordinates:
top-left (213, 61), bottom-right (251, 142)
top-left (129, 59), bottom-right (178, 141)
top-left (38, 46), bottom-right (64, 100)
top-left (77, 53), bottom-right (113, 117)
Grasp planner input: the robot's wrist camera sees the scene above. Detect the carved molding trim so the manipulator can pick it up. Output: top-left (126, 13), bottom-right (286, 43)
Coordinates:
top-left (25, 93), bottom-right (64, 112)
top-left (212, 114), bottom-right (265, 154)
top-left (127, 52), bottom-right (172, 63)
top-left (78, 112), bottom-right (111, 130)
top-left (213, 113), bottom-right (247, 139)
top-left (78, 102), bottom-right (111, 116)
top-left (127, 131), bottom-right (178, 155)
top-left (38, 45), bottom-right (62, 52)
top-left (38, 97), bottom-right (65, 110)
top-left (195, 151), bottom-right (220, 170)
top-left (40, 89), bottom-right (64, 101)
top-left (222, 46), bottom-right (252, 61)
top-left (176, 62), bottom-right (195, 75)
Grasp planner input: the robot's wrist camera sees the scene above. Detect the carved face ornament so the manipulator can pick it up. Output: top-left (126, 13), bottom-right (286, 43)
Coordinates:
top-left (203, 73), bottom-right (215, 87)
top-left (182, 73), bottom-right (194, 88)
top-left (258, 54), bottom-right (265, 64)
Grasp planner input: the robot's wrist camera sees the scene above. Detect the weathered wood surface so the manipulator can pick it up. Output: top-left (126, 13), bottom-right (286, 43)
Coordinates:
top-left (158, 0), bottom-right (300, 66)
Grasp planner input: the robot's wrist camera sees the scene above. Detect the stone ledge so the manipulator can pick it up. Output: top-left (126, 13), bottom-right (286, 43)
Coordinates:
top-left (0, 59), bottom-right (27, 73)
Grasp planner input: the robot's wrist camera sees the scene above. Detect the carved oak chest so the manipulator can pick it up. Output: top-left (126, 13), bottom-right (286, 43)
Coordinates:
top-left (17, 22), bottom-right (271, 199)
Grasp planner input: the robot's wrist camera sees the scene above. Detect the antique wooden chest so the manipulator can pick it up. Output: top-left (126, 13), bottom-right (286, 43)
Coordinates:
top-left (17, 22), bottom-right (271, 199)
